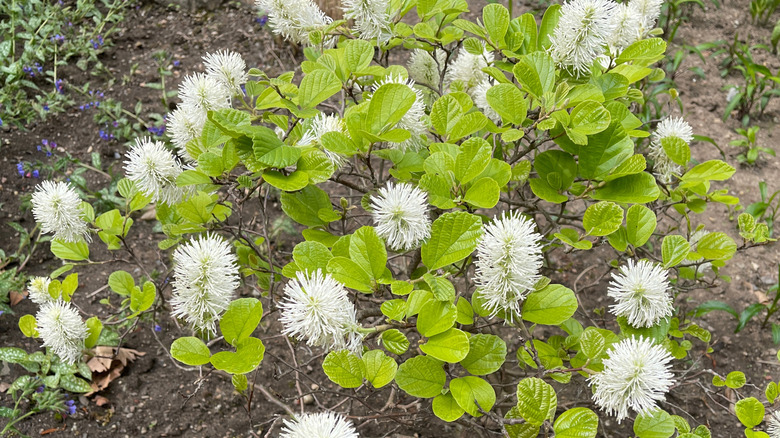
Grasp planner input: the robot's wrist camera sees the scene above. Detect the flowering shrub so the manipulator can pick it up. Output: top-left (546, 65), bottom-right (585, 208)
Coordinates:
top-left (4, 0), bottom-right (778, 435)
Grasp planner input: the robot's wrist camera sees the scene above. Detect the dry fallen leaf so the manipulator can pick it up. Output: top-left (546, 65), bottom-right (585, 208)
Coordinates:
top-left (0, 382), bottom-right (10, 393)
top-left (86, 347), bottom-right (145, 396)
top-left (94, 395), bottom-right (110, 407)
top-left (10, 290), bottom-right (26, 306)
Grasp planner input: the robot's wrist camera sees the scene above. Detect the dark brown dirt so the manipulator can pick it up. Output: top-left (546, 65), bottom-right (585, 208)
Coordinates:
top-left (2, 0), bottom-right (780, 437)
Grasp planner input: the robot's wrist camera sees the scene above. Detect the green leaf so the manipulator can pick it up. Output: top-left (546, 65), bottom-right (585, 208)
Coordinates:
top-left (381, 299), bottom-right (406, 321)
top-left (208, 109), bottom-right (251, 139)
top-left (483, 3), bottom-right (509, 47)
top-left (367, 83), bottom-right (416, 135)
top-left (486, 83), bottom-right (528, 125)
top-left (460, 334), bottom-right (507, 375)
top-left (522, 284), bottom-right (577, 325)
top-left (661, 136), bottom-right (690, 166)
top-left (420, 328), bottom-right (470, 363)
top-left (592, 173), bottom-right (660, 204)
top-left (423, 274), bottom-right (456, 302)
top-left (725, 371), bottom-right (746, 389)
top-left (220, 298), bottom-right (263, 346)
top-left (177, 169), bottom-right (212, 186)
top-left (252, 127), bottom-right (301, 168)
top-left (263, 170), bottom-right (309, 192)
top-left (0, 347), bottom-right (28, 363)
top-left (349, 227), bottom-right (387, 280)
top-left (299, 69), bottom-right (342, 108)
top-left (108, 271), bottom-right (135, 296)
top-left (59, 375), bottom-right (93, 393)
top-left (579, 328), bottom-right (606, 359)
top-left (450, 376), bottom-right (496, 417)
top-left (515, 377), bottom-right (557, 426)
top-left (513, 52), bottom-right (555, 101)
top-left (327, 256), bottom-right (373, 293)
top-left (422, 212), bottom-right (482, 270)
top-left (455, 137), bottom-right (492, 184)
top-left (382, 329), bottom-right (410, 355)
top-left (617, 316), bottom-right (670, 343)
top-left (569, 100), bottom-right (610, 136)
top-left (464, 178), bottom-right (500, 208)
top-left (232, 374), bottom-right (248, 393)
top-left (662, 235), bottom-right (690, 268)
top-left (433, 392), bottom-right (465, 422)
top-left (19, 315), bottom-right (38, 338)
top-left (130, 281), bottom-right (155, 314)
top-left (616, 38), bottom-right (667, 67)
top-left (626, 205), bottom-right (657, 247)
top-left (537, 4), bottom-right (561, 50)
top-left (395, 355), bottom-right (446, 398)
top-left (291, 241), bottom-right (333, 274)
top-left (680, 160), bottom-right (735, 188)
top-left (417, 300), bottom-right (457, 337)
top-left (578, 123), bottom-right (634, 180)
top-left (322, 350), bottom-right (365, 388)
top-left (529, 178), bottom-right (568, 203)
top-left (170, 337), bottom-right (211, 366)
top-left (553, 407), bottom-right (599, 438)
top-left (362, 350), bottom-right (397, 388)
top-left (210, 337), bottom-right (265, 374)
top-left (84, 317), bottom-right (102, 349)
top-left (696, 232), bottom-right (736, 261)
top-left (431, 95), bottom-right (464, 136)
top-left (583, 202), bottom-right (623, 237)
top-left (633, 409), bottom-right (675, 438)
top-left (281, 185), bottom-right (332, 227)
top-left (535, 150), bottom-right (576, 191)
top-left (344, 39), bottom-right (374, 73)
top-left (50, 240), bottom-right (90, 261)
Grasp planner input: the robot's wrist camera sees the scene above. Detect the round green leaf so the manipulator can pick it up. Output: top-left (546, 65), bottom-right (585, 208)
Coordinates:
top-left (395, 355), bottom-right (446, 398)
top-left (583, 201), bottom-right (623, 237)
top-left (516, 377), bottom-right (557, 426)
top-left (522, 284), bottom-right (577, 325)
top-left (420, 328), bottom-right (470, 363)
top-left (460, 334), bottom-right (507, 375)
top-left (626, 204), bottom-right (657, 247)
top-left (362, 350), bottom-right (397, 388)
top-left (553, 407), bottom-right (599, 438)
top-left (735, 397), bottom-right (765, 428)
top-left (382, 329), bottom-right (410, 355)
top-left (220, 298), bottom-right (263, 346)
top-left (322, 350), bottom-right (365, 388)
top-left (464, 178), bottom-right (500, 209)
top-left (633, 409), bottom-right (675, 438)
top-left (421, 212), bottom-right (483, 270)
top-left (579, 328), bottom-right (606, 359)
top-left (450, 376), bottom-right (496, 417)
top-left (661, 235), bottom-right (690, 268)
top-left (210, 337), bottom-right (265, 375)
top-left (417, 300), bottom-right (457, 337)
top-left (432, 392), bottom-right (465, 422)
top-left (170, 337), bottom-right (211, 366)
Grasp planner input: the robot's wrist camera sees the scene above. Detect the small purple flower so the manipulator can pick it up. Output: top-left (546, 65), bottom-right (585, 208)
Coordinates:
top-left (256, 15), bottom-right (268, 26)
top-left (36, 385), bottom-right (45, 393)
top-left (42, 139), bottom-right (48, 146)
top-left (32, 170), bottom-right (39, 178)
top-left (16, 163), bottom-right (24, 176)
top-left (55, 79), bottom-right (64, 94)
top-left (173, 60), bottom-right (180, 67)
top-left (147, 125), bottom-right (165, 136)
top-left (65, 399), bottom-right (76, 415)
top-left (43, 104), bottom-right (49, 111)
top-left (154, 324), bottom-right (162, 332)
top-left (112, 121), bottom-right (119, 127)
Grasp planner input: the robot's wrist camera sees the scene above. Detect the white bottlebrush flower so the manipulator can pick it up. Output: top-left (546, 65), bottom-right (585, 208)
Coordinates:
top-left (608, 2), bottom-right (642, 55)
top-left (31, 181), bottom-right (90, 243)
top-left (767, 410), bottom-right (780, 438)
top-left (630, 0), bottom-right (664, 38)
top-left (686, 228), bottom-right (713, 274)
top-left (170, 234), bottom-right (240, 335)
top-left (608, 259), bottom-right (673, 328)
top-left (166, 104), bottom-right (207, 162)
top-left (474, 212), bottom-right (543, 323)
top-left (370, 182), bottom-right (431, 251)
top-left (648, 116), bottom-right (694, 184)
top-left (298, 113), bottom-right (348, 168)
top-left (589, 336), bottom-right (675, 423)
top-left (372, 74), bottom-right (428, 151)
top-left (178, 73), bottom-right (230, 112)
top-left (445, 46), bottom-right (493, 92)
top-left (256, 0), bottom-right (332, 45)
top-left (203, 50), bottom-right (248, 94)
top-left (36, 300), bottom-right (89, 364)
top-left (408, 48), bottom-right (447, 89)
top-left (342, 0), bottom-right (393, 42)
top-left (28, 276), bottom-right (54, 305)
top-left (550, 0), bottom-right (618, 76)
top-left (280, 411), bottom-right (359, 438)
top-left (473, 79), bottom-right (501, 123)
top-left (124, 137), bottom-right (189, 205)
top-left (279, 270), bottom-right (363, 354)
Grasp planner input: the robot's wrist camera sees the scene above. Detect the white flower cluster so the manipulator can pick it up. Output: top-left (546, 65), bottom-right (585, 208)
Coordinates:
top-left (28, 276), bottom-right (54, 305)
top-left (167, 50), bottom-right (247, 161)
top-left (648, 116), bottom-right (694, 184)
top-left (407, 48), bottom-right (446, 89)
top-left (342, 0), bottom-right (393, 42)
top-left (550, 0), bottom-right (663, 75)
top-left (124, 137), bottom-right (190, 205)
top-left (768, 410), bottom-right (780, 438)
top-left (298, 113), bottom-right (348, 168)
top-left (279, 270), bottom-right (363, 354)
top-left (372, 74), bottom-right (428, 151)
top-left (280, 411), bottom-right (359, 438)
top-left (36, 300), bottom-right (89, 364)
top-left (256, 0), bottom-right (332, 45)
top-left (608, 259), bottom-right (673, 328)
top-left (445, 45), bottom-right (494, 93)
top-left (474, 212), bottom-right (543, 323)
top-left (31, 180), bottom-right (90, 243)
top-left (589, 336), bottom-right (675, 422)
top-left (170, 234), bottom-right (240, 335)
top-left (370, 182), bottom-right (431, 251)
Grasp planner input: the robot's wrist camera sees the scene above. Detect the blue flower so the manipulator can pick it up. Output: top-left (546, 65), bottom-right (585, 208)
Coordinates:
top-left (154, 324), bottom-right (162, 332)
top-left (32, 170), bottom-right (39, 178)
top-left (17, 163), bottom-right (24, 176)
top-left (65, 399), bottom-right (76, 415)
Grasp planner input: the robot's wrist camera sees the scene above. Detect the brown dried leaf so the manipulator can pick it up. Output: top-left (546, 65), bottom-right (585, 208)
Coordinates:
top-left (84, 347), bottom-right (145, 396)
top-left (94, 395), bottom-right (110, 407)
top-left (0, 382), bottom-right (10, 393)
top-left (10, 291), bottom-right (25, 306)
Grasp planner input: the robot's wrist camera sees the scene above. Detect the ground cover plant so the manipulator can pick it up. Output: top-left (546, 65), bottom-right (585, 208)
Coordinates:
top-left (3, 0), bottom-right (780, 437)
